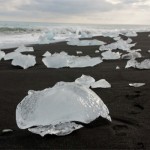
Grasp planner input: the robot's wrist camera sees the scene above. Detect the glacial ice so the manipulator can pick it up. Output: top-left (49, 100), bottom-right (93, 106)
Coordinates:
top-left (129, 83), bottom-right (145, 87)
top-left (75, 75), bottom-right (95, 88)
top-left (67, 39), bottom-right (105, 46)
top-left (121, 51), bottom-right (142, 59)
top-left (125, 59), bottom-right (150, 69)
top-left (42, 52), bottom-right (102, 68)
top-left (15, 45), bottom-right (34, 52)
top-left (124, 31), bottom-right (138, 37)
top-left (116, 66), bottom-right (120, 70)
top-left (0, 50), bottom-right (5, 60)
top-left (91, 79), bottom-right (111, 89)
top-left (2, 129), bottom-right (13, 134)
top-left (16, 82), bottom-right (111, 136)
top-left (148, 50), bottom-right (150, 53)
top-left (12, 54), bottom-right (36, 69)
top-left (95, 50), bottom-right (100, 53)
top-left (76, 51), bottom-right (83, 54)
top-left (101, 51), bottom-right (121, 60)
top-left (4, 51), bottom-right (22, 60)
top-left (42, 51), bottom-right (52, 57)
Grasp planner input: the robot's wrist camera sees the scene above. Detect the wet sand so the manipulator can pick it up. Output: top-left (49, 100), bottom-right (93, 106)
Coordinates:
top-left (0, 32), bottom-right (150, 149)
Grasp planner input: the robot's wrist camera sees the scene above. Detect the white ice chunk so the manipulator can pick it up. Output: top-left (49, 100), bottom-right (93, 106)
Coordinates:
top-left (148, 50), bottom-right (150, 53)
top-left (122, 51), bottom-right (142, 59)
top-left (113, 36), bottom-right (121, 41)
top-left (12, 54), bottom-right (36, 69)
top-left (2, 129), bottom-right (13, 133)
top-left (67, 39), bottom-right (105, 46)
top-left (76, 51), bottom-right (83, 54)
top-left (129, 83), bottom-right (145, 87)
top-left (42, 52), bottom-right (102, 68)
top-left (4, 51), bottom-right (22, 60)
top-left (125, 31), bottom-right (137, 37)
top-left (91, 79), bottom-right (111, 89)
top-left (125, 59), bottom-right (150, 69)
top-left (42, 51), bottom-right (51, 57)
top-left (101, 51), bottom-right (121, 60)
top-left (116, 66), bottom-right (120, 70)
top-left (95, 50), bottom-right (100, 53)
top-left (16, 82), bottom-right (111, 136)
top-left (75, 75), bottom-right (95, 88)
top-left (0, 50), bottom-right (5, 60)
top-left (15, 45), bottom-right (34, 52)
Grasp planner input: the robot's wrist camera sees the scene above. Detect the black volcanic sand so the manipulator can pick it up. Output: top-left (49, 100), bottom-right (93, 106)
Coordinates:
top-left (0, 32), bottom-right (150, 149)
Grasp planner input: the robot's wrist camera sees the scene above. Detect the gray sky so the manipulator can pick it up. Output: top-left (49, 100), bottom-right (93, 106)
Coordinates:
top-left (0, 0), bottom-right (150, 24)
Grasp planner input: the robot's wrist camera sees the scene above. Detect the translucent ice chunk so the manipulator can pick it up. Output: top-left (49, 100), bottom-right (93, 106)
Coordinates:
top-left (4, 51), bottom-right (21, 60)
top-left (101, 51), bottom-right (121, 60)
top-left (91, 79), bottom-right (111, 88)
top-left (42, 51), bottom-right (51, 57)
top-left (15, 45), bottom-right (34, 52)
top-left (129, 83), bottom-right (145, 87)
top-left (16, 82), bottom-right (111, 136)
top-left (0, 50), bottom-right (5, 60)
top-left (122, 51), bottom-right (142, 59)
top-left (12, 54), bottom-right (36, 69)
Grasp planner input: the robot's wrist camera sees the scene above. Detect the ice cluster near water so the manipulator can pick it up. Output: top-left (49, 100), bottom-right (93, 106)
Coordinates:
top-left (125, 59), bottom-right (150, 69)
top-left (16, 81), bottom-right (111, 136)
top-left (91, 79), bottom-right (111, 89)
top-left (67, 39), bottom-right (106, 46)
top-left (101, 51), bottom-right (121, 60)
top-left (129, 83), bottom-right (145, 87)
top-left (0, 50), bottom-right (5, 60)
top-left (4, 51), bottom-right (22, 60)
top-left (12, 54), bottom-right (36, 69)
top-left (15, 45), bottom-right (34, 52)
top-left (42, 52), bottom-right (102, 68)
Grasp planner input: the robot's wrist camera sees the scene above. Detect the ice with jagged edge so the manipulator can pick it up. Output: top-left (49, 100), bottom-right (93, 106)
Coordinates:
top-left (99, 39), bottom-right (135, 52)
top-left (125, 59), bottom-right (150, 69)
top-left (4, 51), bottom-right (22, 60)
top-left (15, 45), bottom-right (34, 52)
top-left (42, 51), bottom-right (51, 57)
top-left (0, 50), bottom-right (5, 60)
top-left (16, 82), bottom-right (111, 136)
top-left (121, 51), bottom-right (142, 59)
top-left (75, 75), bottom-right (95, 88)
top-left (12, 54), bottom-right (36, 69)
top-left (67, 39), bottom-right (106, 46)
top-left (91, 79), bottom-right (111, 89)
top-left (101, 51), bottom-right (121, 60)
top-left (124, 31), bottom-right (138, 37)
top-left (42, 52), bottom-right (102, 68)
top-left (129, 83), bottom-right (145, 87)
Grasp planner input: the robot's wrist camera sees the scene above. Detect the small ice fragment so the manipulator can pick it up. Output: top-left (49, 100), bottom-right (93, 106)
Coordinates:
top-left (16, 82), bottom-right (111, 136)
top-left (4, 51), bottom-right (21, 60)
top-left (122, 51), bottom-right (142, 59)
top-left (116, 66), bottom-right (120, 70)
top-left (101, 51), bottom-right (121, 60)
top-left (75, 74), bottom-right (95, 87)
top-left (43, 51), bottom-right (51, 57)
top-left (148, 50), bottom-right (150, 53)
top-left (15, 45), bottom-right (34, 52)
top-left (95, 50), bottom-right (100, 53)
top-left (125, 31), bottom-right (137, 37)
top-left (0, 50), bottom-right (5, 60)
top-left (129, 83), bottom-right (145, 87)
top-left (76, 51), bottom-right (82, 54)
top-left (91, 79), bottom-right (111, 89)
top-left (12, 54), bottom-right (36, 69)
top-left (2, 129), bottom-right (13, 133)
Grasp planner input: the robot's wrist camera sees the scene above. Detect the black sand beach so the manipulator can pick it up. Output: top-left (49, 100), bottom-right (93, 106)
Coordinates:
top-left (0, 32), bottom-right (150, 149)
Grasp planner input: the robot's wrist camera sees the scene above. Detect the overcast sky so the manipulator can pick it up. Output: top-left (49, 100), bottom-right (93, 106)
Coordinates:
top-left (0, 0), bottom-right (150, 24)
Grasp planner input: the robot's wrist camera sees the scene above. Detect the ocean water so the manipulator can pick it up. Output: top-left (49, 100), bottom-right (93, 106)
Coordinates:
top-left (0, 21), bottom-right (150, 49)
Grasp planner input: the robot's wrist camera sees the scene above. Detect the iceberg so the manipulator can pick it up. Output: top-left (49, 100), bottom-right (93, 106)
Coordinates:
top-left (67, 39), bottom-right (105, 46)
top-left (15, 45), bottom-right (34, 52)
top-left (16, 82), bottom-right (111, 136)
top-left (121, 51), bottom-right (142, 59)
top-left (12, 54), bottom-right (36, 69)
top-left (101, 51), bottom-right (121, 60)
top-left (129, 83), bottom-right (145, 87)
top-left (42, 51), bottom-right (51, 57)
top-left (4, 51), bottom-right (22, 60)
top-left (91, 79), bottom-right (111, 89)
top-left (42, 52), bottom-right (102, 68)
top-left (0, 50), bottom-right (5, 60)
top-left (125, 59), bottom-right (150, 69)
top-left (75, 75), bottom-right (95, 88)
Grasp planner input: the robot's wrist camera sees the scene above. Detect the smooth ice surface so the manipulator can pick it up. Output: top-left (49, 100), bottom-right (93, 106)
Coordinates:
top-left (76, 51), bottom-right (83, 54)
top-left (121, 51), bottom-right (142, 59)
top-left (4, 51), bottom-right (22, 60)
top-left (91, 79), bottom-right (111, 88)
top-left (42, 51), bottom-right (51, 57)
top-left (16, 82), bottom-right (111, 136)
top-left (75, 75), bottom-right (95, 88)
top-left (99, 39), bottom-right (135, 51)
top-left (129, 83), bottom-right (145, 87)
top-left (126, 59), bottom-right (150, 69)
top-left (12, 54), bottom-right (36, 69)
top-left (101, 51), bottom-right (121, 60)
top-left (0, 50), bottom-right (5, 60)
top-left (42, 52), bottom-right (102, 68)
top-left (15, 45), bottom-right (34, 52)
top-left (67, 39), bottom-right (105, 46)
top-left (125, 31), bottom-right (138, 37)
